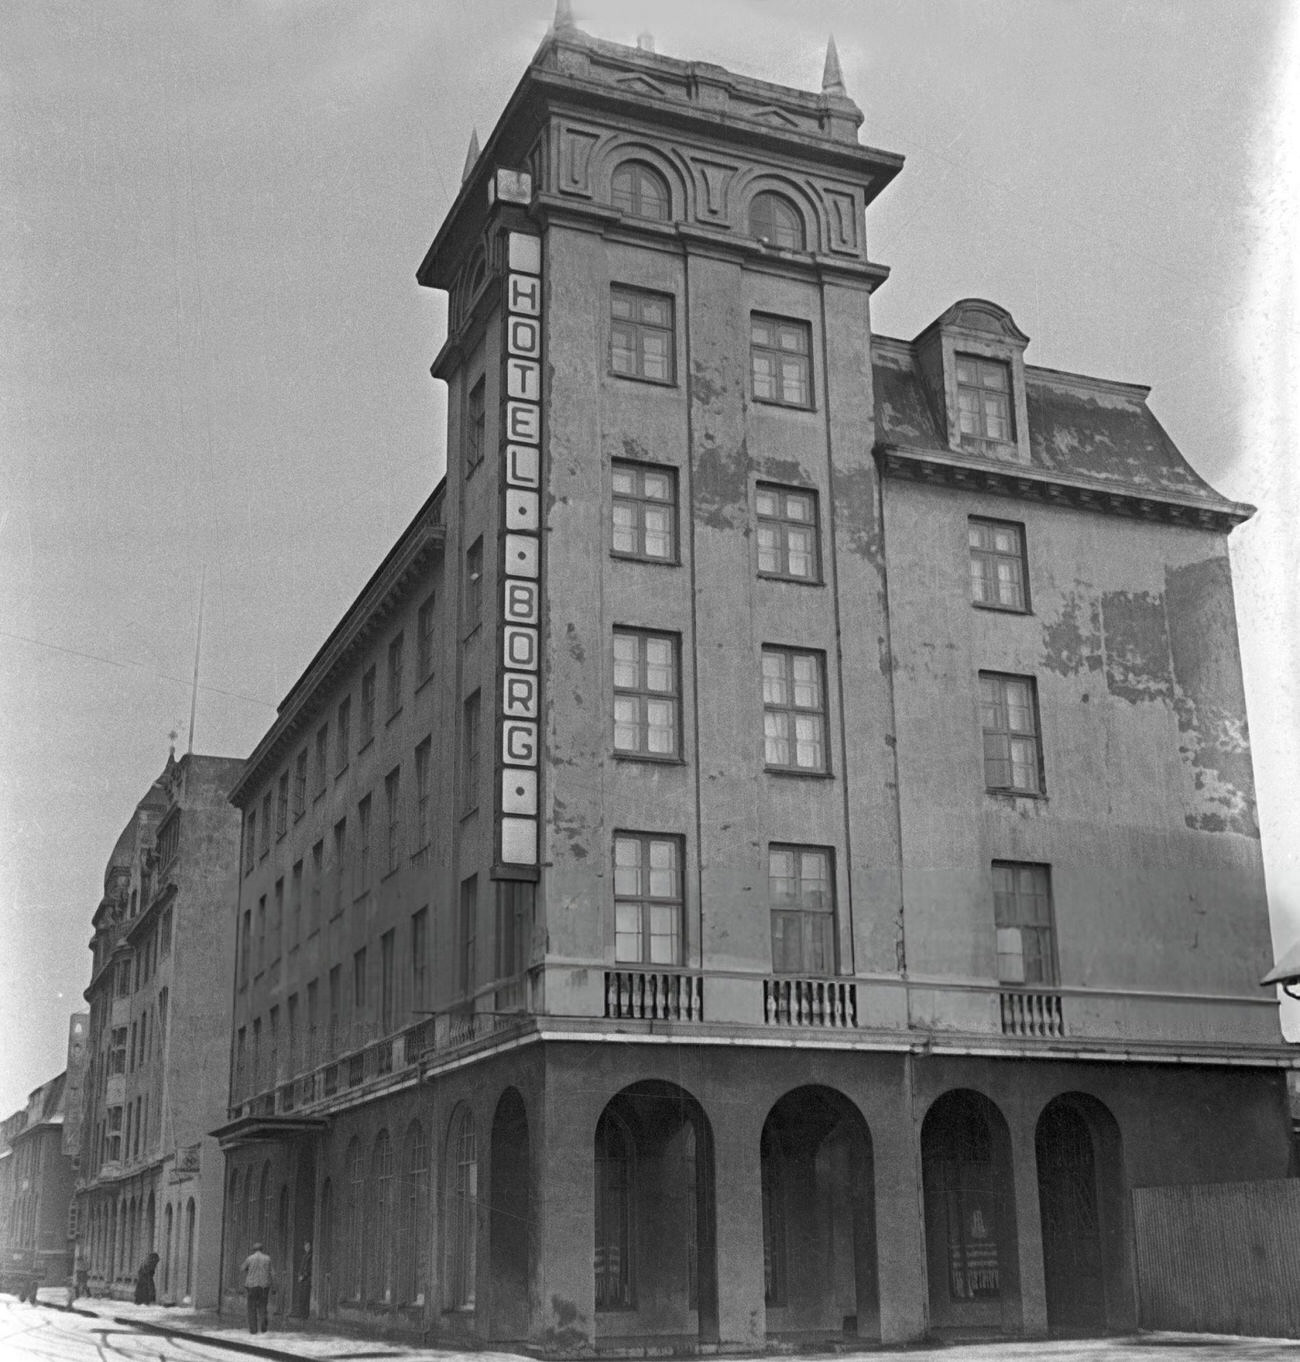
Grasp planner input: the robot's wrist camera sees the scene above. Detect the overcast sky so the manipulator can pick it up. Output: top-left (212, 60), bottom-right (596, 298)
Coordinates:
top-left (2, 0), bottom-right (1297, 1116)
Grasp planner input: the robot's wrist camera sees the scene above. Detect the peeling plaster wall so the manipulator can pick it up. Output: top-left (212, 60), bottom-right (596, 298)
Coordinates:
top-left (540, 223), bottom-right (902, 990)
top-left (884, 478), bottom-right (1275, 1025)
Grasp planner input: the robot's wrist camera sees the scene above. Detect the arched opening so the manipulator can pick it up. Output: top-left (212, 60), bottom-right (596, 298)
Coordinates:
top-left (244, 1169), bottom-right (258, 1269)
top-left (749, 191), bottom-right (805, 250)
top-left (445, 1105), bottom-right (477, 1311)
top-left (760, 1086), bottom-right (878, 1341)
top-left (612, 160), bottom-right (671, 222)
top-left (400, 1121), bottom-right (429, 1311)
top-left (488, 1089), bottom-right (531, 1342)
top-left (227, 1170), bottom-right (241, 1289)
top-left (145, 1191), bottom-right (155, 1253)
top-left (1036, 1093), bottom-right (1130, 1334)
top-left (162, 1203), bottom-right (173, 1296)
top-left (345, 1137), bottom-right (363, 1303)
top-left (593, 1081), bottom-right (718, 1345)
top-left (368, 1130), bottom-right (394, 1307)
top-left (318, 1177), bottom-right (334, 1318)
top-left (921, 1089), bottom-right (1021, 1335)
top-left (183, 1199), bottom-right (195, 1302)
top-left (276, 1183), bottom-right (290, 1316)
top-left (260, 1161), bottom-right (273, 1249)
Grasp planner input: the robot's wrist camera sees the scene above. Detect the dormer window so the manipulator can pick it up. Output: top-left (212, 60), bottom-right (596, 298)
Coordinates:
top-left (749, 193), bottom-right (804, 251)
top-left (956, 355), bottom-right (1013, 454)
top-left (611, 161), bottom-right (670, 222)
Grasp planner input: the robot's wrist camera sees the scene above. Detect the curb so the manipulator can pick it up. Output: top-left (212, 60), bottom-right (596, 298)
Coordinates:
top-left (39, 1298), bottom-right (318, 1362)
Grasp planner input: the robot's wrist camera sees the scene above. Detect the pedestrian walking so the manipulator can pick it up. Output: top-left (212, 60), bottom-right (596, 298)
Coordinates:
top-left (294, 1241), bottom-right (312, 1318)
top-left (72, 1245), bottom-right (89, 1303)
top-left (133, 1251), bottom-right (159, 1304)
top-left (241, 1241), bottom-right (274, 1334)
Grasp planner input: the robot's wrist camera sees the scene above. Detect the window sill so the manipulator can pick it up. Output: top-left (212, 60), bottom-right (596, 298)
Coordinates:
top-left (757, 572), bottom-right (824, 587)
top-left (611, 551), bottom-right (681, 567)
top-left (463, 623), bottom-right (482, 644)
top-left (613, 751), bottom-right (686, 766)
top-left (765, 766), bottom-right (835, 780)
top-left (752, 396), bottom-right (815, 413)
top-left (314, 789), bottom-right (326, 803)
top-left (415, 672), bottom-right (436, 695)
top-left (381, 867), bottom-right (400, 883)
top-left (358, 737), bottom-right (374, 755)
top-left (386, 708), bottom-right (403, 727)
top-left (972, 600), bottom-right (1031, 616)
top-left (608, 369), bottom-right (677, 388)
top-left (335, 764), bottom-right (349, 780)
top-left (986, 788), bottom-right (1047, 801)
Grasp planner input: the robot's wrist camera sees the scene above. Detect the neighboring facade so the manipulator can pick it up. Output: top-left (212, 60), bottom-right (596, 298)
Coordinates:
top-left (217, 15), bottom-right (1292, 1349)
top-left (76, 752), bottom-right (242, 1307)
top-left (0, 1018), bottom-right (85, 1295)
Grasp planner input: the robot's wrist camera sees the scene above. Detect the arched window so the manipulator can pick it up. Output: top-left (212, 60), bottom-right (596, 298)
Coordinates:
top-left (183, 1199), bottom-right (196, 1300)
top-left (749, 192), bottom-right (805, 250)
top-left (402, 1120), bottom-right (430, 1307)
top-left (319, 1178), bottom-right (334, 1312)
top-left (446, 1107), bottom-right (477, 1309)
top-left (346, 1137), bottom-right (363, 1300)
top-left (612, 161), bottom-right (670, 222)
top-left (594, 1110), bottom-right (633, 1309)
top-left (259, 1161), bottom-right (272, 1247)
top-left (922, 1095), bottom-right (999, 1301)
top-left (369, 1130), bottom-right (394, 1304)
top-left (245, 1172), bottom-right (258, 1269)
top-left (162, 1203), bottom-right (173, 1294)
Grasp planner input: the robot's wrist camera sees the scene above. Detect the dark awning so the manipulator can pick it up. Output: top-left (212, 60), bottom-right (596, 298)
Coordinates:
top-left (211, 1114), bottom-right (327, 1149)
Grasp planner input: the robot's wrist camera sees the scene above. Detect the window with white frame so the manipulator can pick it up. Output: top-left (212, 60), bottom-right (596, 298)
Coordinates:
top-left (613, 629), bottom-right (679, 759)
top-left (979, 672), bottom-right (1043, 794)
top-left (613, 833), bottom-right (683, 965)
top-left (992, 861), bottom-right (1056, 986)
top-left (761, 647), bottom-right (828, 773)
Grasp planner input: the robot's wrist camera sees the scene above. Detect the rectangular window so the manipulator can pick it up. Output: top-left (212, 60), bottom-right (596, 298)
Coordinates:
top-left (271, 878), bottom-right (284, 963)
top-left (276, 771), bottom-right (289, 838)
top-left (294, 748), bottom-right (308, 818)
top-left (260, 792), bottom-right (271, 854)
top-left (411, 907), bottom-right (429, 1011)
top-left (993, 862), bottom-right (1056, 985)
top-left (757, 484), bottom-right (820, 581)
top-left (613, 833), bottom-right (682, 965)
top-left (239, 909), bottom-right (251, 988)
top-left (252, 1017), bottom-right (262, 1090)
top-left (106, 1106), bottom-right (122, 1163)
top-left (769, 845), bottom-right (835, 974)
top-left (612, 461), bottom-right (677, 562)
top-left (613, 630), bottom-right (680, 759)
top-left (761, 647), bottom-right (828, 772)
top-left (234, 1028), bottom-right (246, 1101)
top-left (327, 966), bottom-right (341, 1056)
top-left (332, 819), bottom-right (347, 917)
top-left (380, 930), bottom-right (395, 1034)
top-left (116, 959), bottom-right (132, 997)
top-left (980, 673), bottom-right (1043, 795)
top-left (385, 767), bottom-right (402, 874)
top-left (244, 811), bottom-right (257, 873)
top-left (610, 285), bottom-right (674, 384)
top-left (310, 841), bottom-right (323, 934)
top-left (353, 948), bottom-right (367, 1014)
top-left (358, 795), bottom-right (372, 892)
top-left (110, 1028), bottom-right (127, 1075)
top-left (417, 593), bottom-right (436, 682)
top-left (388, 632), bottom-right (404, 718)
top-left (287, 993), bottom-right (299, 1076)
top-left (461, 691), bottom-right (481, 814)
top-left (956, 354), bottom-right (1014, 453)
top-left (360, 666), bottom-right (377, 746)
top-left (751, 314), bottom-right (812, 408)
top-left (268, 1005), bottom-right (279, 1086)
top-left (291, 859), bottom-right (304, 947)
top-left (969, 518), bottom-right (1028, 612)
top-left (466, 376), bottom-right (486, 472)
top-left (465, 537), bottom-right (483, 634)
top-left (306, 979), bottom-right (319, 1068)
top-left (414, 738), bottom-right (432, 852)
top-left (159, 906), bottom-right (172, 955)
top-left (255, 895), bottom-right (266, 974)
top-left (495, 882), bottom-right (532, 982)
top-left (156, 813), bottom-right (180, 868)
top-left (336, 697), bottom-right (351, 772)
top-left (315, 724), bottom-right (329, 795)
top-left (458, 875), bottom-right (477, 997)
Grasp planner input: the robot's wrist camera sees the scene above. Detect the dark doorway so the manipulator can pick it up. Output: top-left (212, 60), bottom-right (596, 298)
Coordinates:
top-left (488, 1089), bottom-right (532, 1342)
top-left (760, 1086), bottom-right (878, 1341)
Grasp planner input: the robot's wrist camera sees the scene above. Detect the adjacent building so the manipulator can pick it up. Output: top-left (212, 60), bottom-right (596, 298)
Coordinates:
top-left (76, 752), bottom-right (242, 1307)
top-left (217, 15), bottom-right (1293, 1349)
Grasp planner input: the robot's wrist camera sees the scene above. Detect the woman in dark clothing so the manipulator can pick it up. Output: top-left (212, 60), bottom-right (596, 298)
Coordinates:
top-left (133, 1252), bottom-right (159, 1305)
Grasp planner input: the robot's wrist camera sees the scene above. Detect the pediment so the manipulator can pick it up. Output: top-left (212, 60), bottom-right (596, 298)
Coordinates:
top-left (749, 105), bottom-right (802, 130)
top-left (611, 72), bottom-right (670, 98)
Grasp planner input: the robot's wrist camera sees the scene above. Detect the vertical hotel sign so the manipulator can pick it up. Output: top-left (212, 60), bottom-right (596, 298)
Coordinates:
top-left (498, 226), bottom-right (543, 869)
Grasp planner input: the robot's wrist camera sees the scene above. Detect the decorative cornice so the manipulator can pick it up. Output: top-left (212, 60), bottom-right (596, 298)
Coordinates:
top-left (875, 442), bottom-right (1254, 531)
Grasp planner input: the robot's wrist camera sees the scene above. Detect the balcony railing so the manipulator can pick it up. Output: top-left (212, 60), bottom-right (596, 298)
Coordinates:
top-left (605, 970), bottom-right (703, 1022)
top-left (1000, 989), bottom-right (1065, 1038)
top-left (764, 977), bottom-right (857, 1028)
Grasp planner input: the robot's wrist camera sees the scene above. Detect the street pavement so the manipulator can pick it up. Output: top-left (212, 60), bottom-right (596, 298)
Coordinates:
top-left (0, 1292), bottom-right (1297, 1362)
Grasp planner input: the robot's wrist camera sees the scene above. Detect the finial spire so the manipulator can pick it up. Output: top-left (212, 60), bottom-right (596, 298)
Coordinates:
top-left (553, 0), bottom-right (576, 32)
top-left (822, 35), bottom-right (846, 96)
top-left (461, 128), bottom-right (480, 184)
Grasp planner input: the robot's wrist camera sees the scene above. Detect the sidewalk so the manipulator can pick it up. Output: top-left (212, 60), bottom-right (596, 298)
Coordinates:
top-left (35, 1286), bottom-right (528, 1362)
top-left (27, 1289), bottom-right (1300, 1362)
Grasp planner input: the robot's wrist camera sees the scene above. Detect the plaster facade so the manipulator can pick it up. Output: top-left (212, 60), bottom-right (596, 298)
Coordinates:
top-left (216, 17), bottom-right (1291, 1350)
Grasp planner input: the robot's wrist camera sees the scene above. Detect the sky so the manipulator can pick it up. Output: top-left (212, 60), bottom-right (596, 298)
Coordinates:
top-left (2, 0), bottom-right (1297, 1116)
